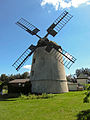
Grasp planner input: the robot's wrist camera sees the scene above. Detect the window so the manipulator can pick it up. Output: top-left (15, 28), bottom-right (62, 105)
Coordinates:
top-left (33, 58), bottom-right (35, 64)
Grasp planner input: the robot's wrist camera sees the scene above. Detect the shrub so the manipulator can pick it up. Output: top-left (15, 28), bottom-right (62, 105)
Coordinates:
top-left (77, 109), bottom-right (90, 120)
top-left (83, 85), bottom-right (90, 103)
top-left (20, 93), bottom-right (54, 100)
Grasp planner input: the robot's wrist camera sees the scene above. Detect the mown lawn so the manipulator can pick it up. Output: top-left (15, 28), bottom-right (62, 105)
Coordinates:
top-left (0, 91), bottom-right (90, 120)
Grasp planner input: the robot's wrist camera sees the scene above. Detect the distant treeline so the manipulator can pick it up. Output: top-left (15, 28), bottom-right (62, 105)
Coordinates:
top-left (0, 68), bottom-right (90, 83)
top-left (0, 72), bottom-right (29, 83)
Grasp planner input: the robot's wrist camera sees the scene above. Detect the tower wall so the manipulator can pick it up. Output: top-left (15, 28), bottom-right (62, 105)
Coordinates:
top-left (30, 47), bottom-right (68, 94)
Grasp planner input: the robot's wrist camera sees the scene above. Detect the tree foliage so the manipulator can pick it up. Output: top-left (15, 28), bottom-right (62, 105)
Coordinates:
top-left (21, 72), bottom-right (29, 79)
top-left (76, 68), bottom-right (90, 77)
top-left (83, 85), bottom-right (90, 103)
top-left (0, 74), bottom-right (8, 82)
top-left (0, 72), bottom-right (30, 83)
top-left (77, 109), bottom-right (90, 120)
top-left (66, 74), bottom-right (77, 83)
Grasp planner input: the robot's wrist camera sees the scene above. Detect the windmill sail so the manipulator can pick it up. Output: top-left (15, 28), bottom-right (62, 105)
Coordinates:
top-left (46, 10), bottom-right (73, 37)
top-left (16, 18), bottom-right (41, 38)
top-left (13, 11), bottom-right (76, 71)
top-left (12, 45), bottom-right (37, 71)
top-left (58, 48), bottom-right (76, 69)
top-left (40, 40), bottom-right (76, 69)
top-left (50, 47), bottom-right (76, 69)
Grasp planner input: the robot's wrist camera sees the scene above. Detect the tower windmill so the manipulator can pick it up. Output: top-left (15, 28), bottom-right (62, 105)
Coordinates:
top-left (13, 10), bottom-right (76, 93)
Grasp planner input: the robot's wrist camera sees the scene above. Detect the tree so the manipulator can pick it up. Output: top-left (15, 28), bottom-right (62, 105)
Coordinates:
top-left (84, 68), bottom-right (90, 76)
top-left (83, 85), bottom-right (90, 103)
top-left (14, 74), bottom-right (21, 79)
top-left (8, 74), bottom-right (15, 81)
top-left (66, 74), bottom-right (77, 83)
top-left (76, 68), bottom-right (90, 77)
top-left (0, 74), bottom-right (8, 82)
top-left (76, 68), bottom-right (83, 77)
top-left (77, 109), bottom-right (90, 120)
top-left (21, 72), bottom-right (29, 79)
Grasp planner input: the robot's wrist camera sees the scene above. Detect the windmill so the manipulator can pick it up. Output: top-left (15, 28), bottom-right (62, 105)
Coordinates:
top-left (13, 10), bottom-right (76, 94)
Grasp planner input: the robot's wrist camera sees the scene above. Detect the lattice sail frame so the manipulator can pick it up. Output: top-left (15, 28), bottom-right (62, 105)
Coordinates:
top-left (49, 48), bottom-right (76, 69)
top-left (47, 11), bottom-right (73, 37)
top-left (13, 10), bottom-right (76, 71)
top-left (45, 41), bottom-right (76, 69)
top-left (12, 45), bottom-right (37, 71)
top-left (16, 18), bottom-right (41, 38)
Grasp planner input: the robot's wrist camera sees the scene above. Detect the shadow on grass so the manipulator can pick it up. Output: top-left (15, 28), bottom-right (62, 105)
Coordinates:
top-left (0, 94), bottom-right (20, 101)
top-left (0, 99), bottom-right (16, 101)
top-left (0, 93), bottom-right (55, 101)
top-left (77, 109), bottom-right (90, 120)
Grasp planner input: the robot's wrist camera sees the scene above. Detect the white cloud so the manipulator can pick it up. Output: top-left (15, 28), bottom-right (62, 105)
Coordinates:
top-left (41, 0), bottom-right (60, 10)
top-left (23, 65), bottom-right (31, 70)
top-left (65, 52), bottom-right (72, 61)
top-left (41, 0), bottom-right (90, 10)
top-left (87, 1), bottom-right (90, 4)
top-left (71, 0), bottom-right (90, 8)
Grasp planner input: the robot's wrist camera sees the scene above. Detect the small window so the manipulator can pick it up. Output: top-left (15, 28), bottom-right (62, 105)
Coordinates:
top-left (33, 58), bottom-right (35, 64)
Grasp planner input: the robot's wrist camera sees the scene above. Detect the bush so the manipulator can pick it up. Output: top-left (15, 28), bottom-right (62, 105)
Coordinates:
top-left (77, 109), bottom-right (90, 120)
top-left (20, 93), bottom-right (54, 100)
top-left (83, 85), bottom-right (90, 103)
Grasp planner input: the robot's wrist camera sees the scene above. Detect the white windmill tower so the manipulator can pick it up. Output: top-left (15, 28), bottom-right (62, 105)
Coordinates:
top-left (13, 11), bottom-right (76, 94)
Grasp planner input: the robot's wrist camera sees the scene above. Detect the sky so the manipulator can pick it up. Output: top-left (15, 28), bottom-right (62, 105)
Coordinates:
top-left (0, 0), bottom-right (90, 76)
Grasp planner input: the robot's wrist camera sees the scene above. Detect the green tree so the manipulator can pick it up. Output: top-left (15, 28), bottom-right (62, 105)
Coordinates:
top-left (21, 72), bottom-right (29, 79)
top-left (8, 74), bottom-right (15, 81)
top-left (76, 68), bottom-right (83, 77)
top-left (76, 68), bottom-right (90, 77)
top-left (0, 74), bottom-right (8, 82)
top-left (66, 74), bottom-right (77, 83)
top-left (14, 73), bottom-right (21, 79)
top-left (83, 85), bottom-right (90, 103)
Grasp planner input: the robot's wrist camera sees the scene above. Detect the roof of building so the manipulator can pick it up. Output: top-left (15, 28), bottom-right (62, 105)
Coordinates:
top-left (68, 82), bottom-right (78, 85)
top-left (9, 79), bottom-right (30, 84)
top-left (77, 73), bottom-right (88, 79)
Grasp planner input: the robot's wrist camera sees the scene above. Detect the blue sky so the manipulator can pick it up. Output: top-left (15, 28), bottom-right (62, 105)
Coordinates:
top-left (0, 0), bottom-right (90, 75)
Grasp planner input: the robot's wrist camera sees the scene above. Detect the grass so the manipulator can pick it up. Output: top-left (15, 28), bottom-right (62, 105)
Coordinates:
top-left (20, 93), bottom-right (54, 99)
top-left (0, 91), bottom-right (90, 120)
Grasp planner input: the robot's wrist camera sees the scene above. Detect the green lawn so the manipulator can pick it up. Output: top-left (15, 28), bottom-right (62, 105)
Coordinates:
top-left (0, 91), bottom-right (90, 120)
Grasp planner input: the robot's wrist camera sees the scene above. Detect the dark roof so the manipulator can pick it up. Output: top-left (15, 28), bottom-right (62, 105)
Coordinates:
top-left (9, 79), bottom-right (30, 84)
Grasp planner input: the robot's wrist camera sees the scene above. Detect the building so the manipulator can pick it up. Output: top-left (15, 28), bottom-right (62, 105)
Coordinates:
top-left (77, 73), bottom-right (90, 84)
top-left (68, 82), bottom-right (78, 91)
top-left (8, 79), bottom-right (31, 94)
top-left (30, 46), bottom-right (68, 94)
